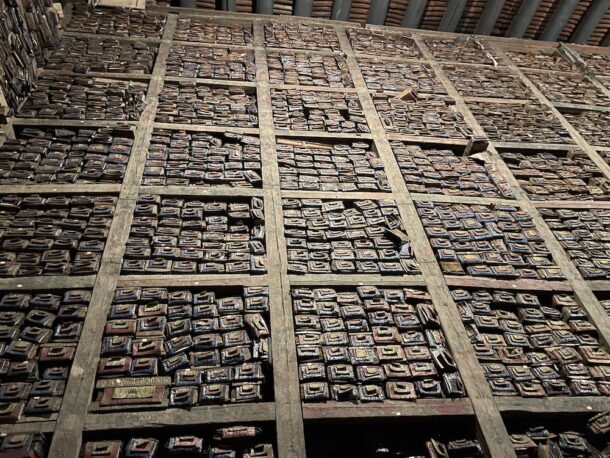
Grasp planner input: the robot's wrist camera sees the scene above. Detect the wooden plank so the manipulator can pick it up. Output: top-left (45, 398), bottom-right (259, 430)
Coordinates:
top-left (474, 0), bottom-right (506, 36)
top-left (410, 192), bottom-right (516, 206)
top-left (339, 27), bottom-right (516, 458)
top-left (163, 76), bottom-right (257, 88)
top-left (554, 102), bottom-right (610, 113)
top-left (40, 69), bottom-right (152, 81)
top-left (0, 184), bottom-right (121, 194)
top-left (461, 96), bottom-right (530, 105)
top-left (570, 0), bottom-right (610, 44)
top-left (257, 0), bottom-right (274, 14)
top-left (0, 421), bottom-right (56, 434)
top-left (12, 118), bottom-right (138, 128)
top-left (63, 31), bottom-right (162, 44)
top-left (153, 122), bottom-right (259, 136)
top-left (496, 397), bottom-right (610, 414)
top-left (402, 0), bottom-right (428, 28)
top-left (532, 200), bottom-right (610, 210)
top-left (540, 0), bottom-right (579, 42)
top-left (444, 276), bottom-right (573, 292)
top-left (385, 133), bottom-right (469, 146)
top-left (116, 274), bottom-right (268, 288)
top-left (273, 130), bottom-right (373, 140)
top-left (367, 0), bottom-right (390, 25)
top-left (492, 141), bottom-right (579, 151)
top-left (303, 399), bottom-right (474, 419)
top-left (267, 47), bottom-right (342, 56)
top-left (0, 275), bottom-right (96, 291)
top-left (170, 40), bottom-right (254, 51)
top-left (289, 274), bottom-right (427, 286)
top-left (439, 0), bottom-right (468, 32)
top-left (293, 0), bottom-right (313, 17)
top-left (270, 84), bottom-right (356, 93)
top-left (84, 403), bottom-right (276, 431)
top-left (586, 280), bottom-right (610, 292)
top-left (331, 0), bottom-right (352, 21)
top-left (354, 52), bottom-right (427, 64)
top-left (506, 0), bottom-right (542, 38)
top-left (140, 186), bottom-right (264, 197)
top-left (280, 190), bottom-right (393, 200)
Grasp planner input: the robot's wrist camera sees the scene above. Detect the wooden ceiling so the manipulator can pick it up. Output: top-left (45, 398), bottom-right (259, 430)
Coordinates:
top-left (189, 0), bottom-right (610, 46)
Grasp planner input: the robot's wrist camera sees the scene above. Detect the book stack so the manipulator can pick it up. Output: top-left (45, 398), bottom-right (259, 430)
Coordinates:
top-left (0, 0), bottom-right (60, 116)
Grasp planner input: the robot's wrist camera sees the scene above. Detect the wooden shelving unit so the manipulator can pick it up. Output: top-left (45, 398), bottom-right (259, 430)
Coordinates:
top-left (2, 5), bottom-right (610, 457)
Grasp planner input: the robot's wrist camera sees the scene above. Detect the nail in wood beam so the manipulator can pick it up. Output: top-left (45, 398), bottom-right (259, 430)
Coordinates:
top-left (257, 0), bottom-right (273, 15)
top-left (570, 0), bottom-right (610, 44)
top-left (475, 0), bottom-right (506, 35)
top-left (541, 0), bottom-right (579, 41)
top-left (402, 0), bottom-right (427, 28)
top-left (293, 0), bottom-right (313, 16)
top-left (367, 0), bottom-right (390, 25)
top-left (439, 0), bottom-right (468, 32)
top-left (506, 0), bottom-right (541, 38)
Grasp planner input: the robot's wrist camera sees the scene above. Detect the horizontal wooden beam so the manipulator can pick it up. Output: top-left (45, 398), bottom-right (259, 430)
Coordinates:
top-left (496, 396), bottom-right (610, 414)
top-left (84, 403), bottom-right (276, 431)
top-left (303, 399), bottom-right (474, 420)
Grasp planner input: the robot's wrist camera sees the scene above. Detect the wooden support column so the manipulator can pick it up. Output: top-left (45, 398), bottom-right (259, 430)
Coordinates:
top-left (253, 20), bottom-right (306, 458)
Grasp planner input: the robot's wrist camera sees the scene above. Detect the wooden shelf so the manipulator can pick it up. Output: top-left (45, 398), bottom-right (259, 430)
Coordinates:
top-left (84, 403), bottom-right (276, 431)
top-left (496, 397), bottom-right (610, 415)
top-left (303, 399), bottom-right (474, 420)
